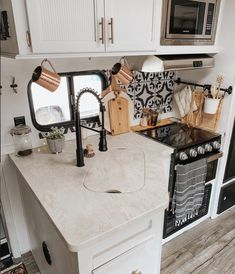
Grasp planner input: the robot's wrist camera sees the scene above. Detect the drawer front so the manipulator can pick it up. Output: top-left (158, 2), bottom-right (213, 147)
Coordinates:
top-left (92, 213), bottom-right (157, 269)
top-left (93, 237), bottom-right (157, 274)
top-left (77, 210), bottom-right (164, 274)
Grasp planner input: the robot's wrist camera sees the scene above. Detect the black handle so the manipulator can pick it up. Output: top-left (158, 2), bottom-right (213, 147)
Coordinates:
top-left (42, 241), bottom-right (52, 265)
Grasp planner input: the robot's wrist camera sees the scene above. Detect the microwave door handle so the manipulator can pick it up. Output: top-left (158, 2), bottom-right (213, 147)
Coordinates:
top-left (207, 152), bottom-right (223, 163)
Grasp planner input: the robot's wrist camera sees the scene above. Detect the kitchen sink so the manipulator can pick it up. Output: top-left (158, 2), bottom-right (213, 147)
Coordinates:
top-left (83, 147), bottom-right (145, 194)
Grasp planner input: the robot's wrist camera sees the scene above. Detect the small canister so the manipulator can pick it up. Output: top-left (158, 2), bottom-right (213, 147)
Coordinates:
top-left (10, 125), bottom-right (33, 156)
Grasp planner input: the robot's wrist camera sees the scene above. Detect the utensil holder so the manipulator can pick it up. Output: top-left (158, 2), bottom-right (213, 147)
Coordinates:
top-left (204, 98), bottom-right (221, 114)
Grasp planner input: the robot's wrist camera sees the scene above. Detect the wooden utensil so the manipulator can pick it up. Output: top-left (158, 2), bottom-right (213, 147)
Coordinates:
top-left (108, 95), bottom-right (130, 135)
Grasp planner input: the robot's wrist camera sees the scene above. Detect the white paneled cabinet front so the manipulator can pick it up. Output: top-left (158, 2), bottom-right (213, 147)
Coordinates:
top-left (105, 0), bottom-right (156, 52)
top-left (93, 238), bottom-right (157, 274)
top-left (25, 0), bottom-right (105, 53)
top-left (25, 0), bottom-right (156, 54)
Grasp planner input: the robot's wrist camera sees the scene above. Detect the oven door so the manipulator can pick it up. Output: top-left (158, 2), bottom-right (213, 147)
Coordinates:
top-left (164, 152), bottom-right (222, 239)
top-left (169, 152), bottom-right (222, 199)
top-left (166, 0), bottom-right (216, 39)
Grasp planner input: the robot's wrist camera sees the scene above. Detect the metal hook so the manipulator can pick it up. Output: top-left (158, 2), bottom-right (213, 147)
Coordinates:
top-left (10, 77), bottom-right (18, 93)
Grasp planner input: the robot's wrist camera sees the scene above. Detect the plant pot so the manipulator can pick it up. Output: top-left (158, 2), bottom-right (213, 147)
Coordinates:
top-left (204, 98), bottom-right (220, 114)
top-left (47, 137), bottom-right (64, 153)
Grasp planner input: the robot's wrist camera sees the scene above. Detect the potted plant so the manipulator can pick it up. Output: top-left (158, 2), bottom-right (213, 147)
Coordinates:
top-left (204, 74), bottom-right (224, 114)
top-left (43, 127), bottom-right (65, 154)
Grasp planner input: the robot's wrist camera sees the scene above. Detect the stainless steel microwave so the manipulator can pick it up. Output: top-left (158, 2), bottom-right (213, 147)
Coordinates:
top-left (161, 0), bottom-right (221, 45)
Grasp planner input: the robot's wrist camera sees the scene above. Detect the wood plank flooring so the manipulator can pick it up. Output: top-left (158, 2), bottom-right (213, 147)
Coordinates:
top-left (22, 252), bottom-right (40, 274)
top-left (161, 208), bottom-right (235, 274)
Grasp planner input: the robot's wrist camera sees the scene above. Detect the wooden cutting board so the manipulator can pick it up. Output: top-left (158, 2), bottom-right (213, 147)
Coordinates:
top-left (108, 96), bottom-right (130, 135)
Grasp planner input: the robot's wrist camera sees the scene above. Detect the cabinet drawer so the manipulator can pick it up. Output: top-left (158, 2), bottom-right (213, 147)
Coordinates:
top-left (92, 214), bottom-right (156, 269)
top-left (93, 237), bottom-right (157, 274)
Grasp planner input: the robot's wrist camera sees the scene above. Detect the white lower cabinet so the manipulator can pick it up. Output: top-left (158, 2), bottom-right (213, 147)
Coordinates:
top-left (19, 176), bottom-right (79, 274)
top-left (19, 174), bottom-right (164, 274)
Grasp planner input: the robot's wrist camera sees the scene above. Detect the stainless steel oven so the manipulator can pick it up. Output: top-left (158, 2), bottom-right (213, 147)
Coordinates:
top-left (161, 0), bottom-right (221, 45)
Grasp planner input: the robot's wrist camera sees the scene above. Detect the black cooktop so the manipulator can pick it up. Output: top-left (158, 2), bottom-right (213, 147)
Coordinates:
top-left (138, 122), bottom-right (221, 150)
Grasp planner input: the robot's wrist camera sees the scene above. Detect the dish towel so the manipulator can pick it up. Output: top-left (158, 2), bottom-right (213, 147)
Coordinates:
top-left (174, 85), bottom-right (198, 117)
top-left (172, 159), bottom-right (207, 226)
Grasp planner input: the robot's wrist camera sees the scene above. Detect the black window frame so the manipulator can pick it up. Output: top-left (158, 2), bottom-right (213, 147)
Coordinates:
top-left (28, 70), bottom-right (108, 132)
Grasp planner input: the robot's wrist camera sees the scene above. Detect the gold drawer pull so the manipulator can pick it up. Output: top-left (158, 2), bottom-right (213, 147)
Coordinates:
top-left (132, 270), bottom-right (142, 274)
top-left (99, 17), bottom-right (104, 44)
top-left (108, 17), bottom-right (114, 44)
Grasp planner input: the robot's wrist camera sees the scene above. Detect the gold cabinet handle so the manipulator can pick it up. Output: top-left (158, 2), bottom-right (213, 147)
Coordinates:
top-left (108, 17), bottom-right (114, 44)
top-left (132, 271), bottom-right (142, 274)
top-left (99, 17), bottom-right (104, 44)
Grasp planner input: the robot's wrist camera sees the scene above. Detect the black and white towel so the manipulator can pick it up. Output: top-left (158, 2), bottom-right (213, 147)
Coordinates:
top-left (172, 159), bottom-right (207, 226)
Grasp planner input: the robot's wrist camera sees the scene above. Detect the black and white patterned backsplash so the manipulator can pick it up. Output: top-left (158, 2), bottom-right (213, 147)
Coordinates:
top-left (105, 70), bottom-right (175, 119)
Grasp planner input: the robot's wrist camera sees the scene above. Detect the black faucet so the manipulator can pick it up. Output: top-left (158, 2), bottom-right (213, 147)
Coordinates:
top-left (75, 88), bottom-right (108, 167)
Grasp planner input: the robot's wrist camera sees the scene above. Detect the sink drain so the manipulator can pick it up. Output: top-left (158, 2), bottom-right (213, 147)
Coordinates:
top-left (105, 189), bottom-right (122, 194)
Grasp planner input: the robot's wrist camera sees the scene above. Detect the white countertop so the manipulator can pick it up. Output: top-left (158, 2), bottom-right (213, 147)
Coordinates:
top-left (10, 132), bottom-right (173, 252)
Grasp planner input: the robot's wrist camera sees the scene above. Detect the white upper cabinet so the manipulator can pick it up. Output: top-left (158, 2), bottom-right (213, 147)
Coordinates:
top-left (1, 0), bottom-right (222, 58)
top-left (25, 0), bottom-right (156, 54)
top-left (25, 0), bottom-right (105, 53)
top-left (104, 0), bottom-right (156, 52)
top-left (0, 0), bottom-right (31, 57)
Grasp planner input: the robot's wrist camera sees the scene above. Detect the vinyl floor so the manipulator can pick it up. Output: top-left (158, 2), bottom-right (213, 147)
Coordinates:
top-left (22, 252), bottom-right (40, 274)
top-left (161, 208), bottom-right (235, 274)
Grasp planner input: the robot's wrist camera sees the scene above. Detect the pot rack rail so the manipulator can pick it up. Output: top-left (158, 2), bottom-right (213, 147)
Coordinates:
top-left (175, 77), bottom-right (233, 95)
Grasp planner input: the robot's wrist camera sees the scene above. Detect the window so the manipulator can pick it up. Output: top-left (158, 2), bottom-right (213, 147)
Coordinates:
top-left (31, 77), bottom-right (71, 125)
top-left (73, 74), bottom-right (104, 118)
top-left (28, 71), bottom-right (107, 132)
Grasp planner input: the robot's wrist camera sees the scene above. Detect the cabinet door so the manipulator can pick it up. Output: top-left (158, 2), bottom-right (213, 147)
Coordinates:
top-left (20, 179), bottom-right (79, 274)
top-left (25, 0), bottom-right (105, 53)
top-left (105, 0), bottom-right (156, 52)
top-left (0, 0), bottom-right (19, 55)
top-left (93, 237), bottom-right (159, 274)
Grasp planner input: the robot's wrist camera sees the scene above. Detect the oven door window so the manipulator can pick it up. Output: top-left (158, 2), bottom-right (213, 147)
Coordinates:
top-left (169, 0), bottom-right (206, 35)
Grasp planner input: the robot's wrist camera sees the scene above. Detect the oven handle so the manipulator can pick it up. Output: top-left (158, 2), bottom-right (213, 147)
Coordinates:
top-left (207, 152), bottom-right (223, 163)
top-left (175, 152), bottom-right (223, 168)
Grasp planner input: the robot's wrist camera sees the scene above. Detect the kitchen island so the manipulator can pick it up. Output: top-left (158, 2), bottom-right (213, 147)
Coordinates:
top-left (10, 132), bottom-right (173, 274)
